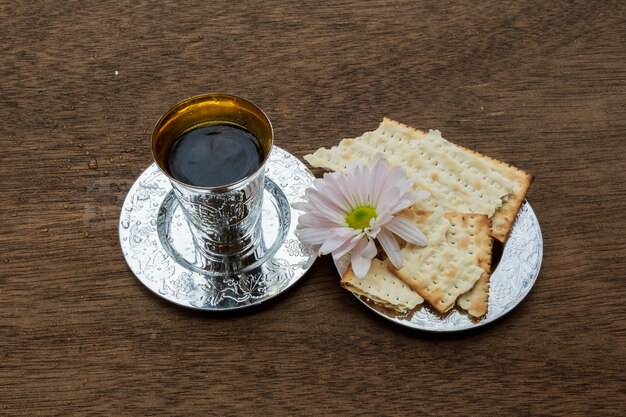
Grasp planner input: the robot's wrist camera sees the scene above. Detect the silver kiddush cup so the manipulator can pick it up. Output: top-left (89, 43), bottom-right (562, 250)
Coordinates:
top-left (152, 93), bottom-right (273, 272)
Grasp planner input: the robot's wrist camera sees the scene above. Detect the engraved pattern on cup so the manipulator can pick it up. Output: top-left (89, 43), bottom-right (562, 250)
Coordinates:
top-left (171, 167), bottom-right (265, 258)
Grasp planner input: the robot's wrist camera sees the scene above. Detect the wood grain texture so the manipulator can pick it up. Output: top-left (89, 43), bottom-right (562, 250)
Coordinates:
top-left (1, 1), bottom-right (625, 416)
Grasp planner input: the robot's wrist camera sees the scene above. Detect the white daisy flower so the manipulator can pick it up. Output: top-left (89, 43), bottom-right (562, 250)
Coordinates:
top-left (294, 154), bottom-right (430, 278)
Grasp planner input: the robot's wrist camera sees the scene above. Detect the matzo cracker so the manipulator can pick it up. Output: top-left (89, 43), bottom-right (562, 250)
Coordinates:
top-left (304, 118), bottom-right (532, 241)
top-left (341, 259), bottom-right (423, 313)
top-left (393, 210), bottom-right (486, 314)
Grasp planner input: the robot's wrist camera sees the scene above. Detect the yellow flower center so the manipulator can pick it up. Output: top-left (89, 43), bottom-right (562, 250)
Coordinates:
top-left (345, 206), bottom-right (377, 230)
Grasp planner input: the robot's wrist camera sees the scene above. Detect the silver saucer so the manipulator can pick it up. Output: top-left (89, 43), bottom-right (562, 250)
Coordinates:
top-left (351, 201), bottom-right (543, 331)
top-left (119, 146), bottom-right (317, 311)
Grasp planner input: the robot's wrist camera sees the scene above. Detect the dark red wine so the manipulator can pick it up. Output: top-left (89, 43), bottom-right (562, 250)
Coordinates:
top-left (167, 124), bottom-right (262, 187)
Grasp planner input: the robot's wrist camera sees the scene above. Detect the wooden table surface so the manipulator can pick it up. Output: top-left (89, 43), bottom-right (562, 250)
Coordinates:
top-left (1, 1), bottom-right (625, 416)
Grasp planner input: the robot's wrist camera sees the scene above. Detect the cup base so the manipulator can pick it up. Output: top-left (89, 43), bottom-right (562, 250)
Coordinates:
top-left (189, 225), bottom-right (265, 274)
top-left (159, 177), bottom-right (290, 276)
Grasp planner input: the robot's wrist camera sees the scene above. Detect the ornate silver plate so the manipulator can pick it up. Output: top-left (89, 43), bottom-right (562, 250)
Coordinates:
top-left (119, 146), bottom-right (317, 310)
top-left (351, 201), bottom-right (543, 331)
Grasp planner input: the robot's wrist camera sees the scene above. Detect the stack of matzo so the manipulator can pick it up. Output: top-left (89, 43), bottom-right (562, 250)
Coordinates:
top-left (305, 118), bottom-right (532, 318)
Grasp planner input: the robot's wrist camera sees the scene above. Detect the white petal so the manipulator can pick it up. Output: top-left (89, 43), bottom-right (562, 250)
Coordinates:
top-left (328, 175), bottom-right (356, 212)
top-left (387, 165), bottom-right (410, 191)
top-left (331, 233), bottom-right (362, 260)
top-left (365, 224), bottom-right (381, 239)
top-left (354, 168), bottom-right (368, 206)
top-left (297, 227), bottom-right (335, 245)
top-left (310, 180), bottom-right (348, 208)
top-left (385, 217), bottom-right (428, 246)
top-left (361, 237), bottom-right (377, 258)
top-left (377, 185), bottom-right (402, 212)
top-left (297, 213), bottom-right (342, 229)
top-left (347, 159), bottom-right (364, 177)
top-left (333, 253), bottom-right (351, 277)
top-left (319, 230), bottom-right (355, 255)
top-left (317, 175), bottom-right (351, 212)
top-left (307, 188), bottom-right (347, 219)
top-left (291, 202), bottom-right (311, 212)
top-left (351, 252), bottom-right (371, 279)
top-left (387, 195), bottom-right (416, 214)
top-left (374, 212), bottom-right (393, 227)
top-left (351, 238), bottom-right (377, 278)
top-left (377, 228), bottom-right (402, 269)
top-left (370, 155), bottom-right (390, 207)
top-left (345, 158), bottom-right (374, 206)
top-left (334, 173), bottom-right (359, 210)
top-left (371, 152), bottom-right (386, 165)
top-left (413, 190), bottom-right (431, 201)
top-left (362, 161), bottom-right (378, 206)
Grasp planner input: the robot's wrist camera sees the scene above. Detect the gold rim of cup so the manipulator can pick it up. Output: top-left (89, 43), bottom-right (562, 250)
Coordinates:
top-left (151, 93), bottom-right (274, 191)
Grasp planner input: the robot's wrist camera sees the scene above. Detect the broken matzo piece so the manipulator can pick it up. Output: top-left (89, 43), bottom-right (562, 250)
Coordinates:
top-left (420, 122), bottom-right (533, 242)
top-left (341, 259), bottom-right (423, 313)
top-left (444, 213), bottom-right (493, 318)
top-left (393, 210), bottom-right (487, 314)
